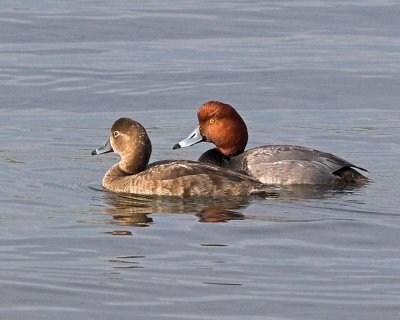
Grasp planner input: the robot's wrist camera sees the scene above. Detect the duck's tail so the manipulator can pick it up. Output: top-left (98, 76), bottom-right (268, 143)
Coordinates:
top-left (334, 167), bottom-right (370, 185)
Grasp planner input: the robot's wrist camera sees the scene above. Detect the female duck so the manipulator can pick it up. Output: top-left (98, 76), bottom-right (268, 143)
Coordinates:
top-left (92, 117), bottom-right (276, 197)
top-left (173, 101), bottom-right (369, 185)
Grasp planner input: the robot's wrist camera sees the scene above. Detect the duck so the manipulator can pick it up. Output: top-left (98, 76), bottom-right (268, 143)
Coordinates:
top-left (173, 101), bottom-right (369, 185)
top-left (92, 117), bottom-right (278, 197)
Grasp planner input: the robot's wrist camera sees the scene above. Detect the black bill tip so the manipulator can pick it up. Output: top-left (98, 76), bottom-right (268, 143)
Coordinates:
top-left (172, 143), bottom-right (181, 150)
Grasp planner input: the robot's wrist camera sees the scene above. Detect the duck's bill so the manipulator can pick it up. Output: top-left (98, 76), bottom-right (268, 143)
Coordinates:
top-left (173, 126), bottom-right (204, 149)
top-left (91, 139), bottom-right (113, 155)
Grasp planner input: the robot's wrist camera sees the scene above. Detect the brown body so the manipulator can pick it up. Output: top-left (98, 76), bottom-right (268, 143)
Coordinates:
top-left (93, 118), bottom-right (277, 197)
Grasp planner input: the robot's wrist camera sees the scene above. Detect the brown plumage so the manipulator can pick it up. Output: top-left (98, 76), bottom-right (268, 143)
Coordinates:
top-left (92, 117), bottom-right (278, 197)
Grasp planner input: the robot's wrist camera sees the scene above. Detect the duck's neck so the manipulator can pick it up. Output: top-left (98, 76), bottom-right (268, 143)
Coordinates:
top-left (102, 152), bottom-right (150, 193)
top-left (198, 148), bottom-right (232, 166)
top-left (118, 151), bottom-right (148, 175)
top-left (216, 144), bottom-right (245, 158)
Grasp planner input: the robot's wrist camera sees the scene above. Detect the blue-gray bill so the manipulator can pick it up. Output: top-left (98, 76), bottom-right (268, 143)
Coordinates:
top-left (91, 139), bottom-right (113, 155)
top-left (172, 126), bottom-right (203, 149)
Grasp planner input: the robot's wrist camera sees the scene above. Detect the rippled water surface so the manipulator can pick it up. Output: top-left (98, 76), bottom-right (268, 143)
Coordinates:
top-left (1, 1), bottom-right (400, 319)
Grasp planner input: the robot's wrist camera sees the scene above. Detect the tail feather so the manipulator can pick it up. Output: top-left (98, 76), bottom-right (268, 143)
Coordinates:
top-left (334, 167), bottom-right (370, 185)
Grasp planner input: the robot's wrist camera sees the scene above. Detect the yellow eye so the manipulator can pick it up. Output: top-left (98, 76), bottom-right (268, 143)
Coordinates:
top-left (208, 118), bottom-right (215, 125)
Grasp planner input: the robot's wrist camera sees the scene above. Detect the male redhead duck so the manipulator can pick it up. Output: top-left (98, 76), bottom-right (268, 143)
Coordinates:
top-left (92, 117), bottom-right (277, 197)
top-left (173, 101), bottom-right (369, 185)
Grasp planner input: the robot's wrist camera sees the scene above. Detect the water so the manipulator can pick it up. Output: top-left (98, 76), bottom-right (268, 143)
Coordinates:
top-left (1, 1), bottom-right (400, 319)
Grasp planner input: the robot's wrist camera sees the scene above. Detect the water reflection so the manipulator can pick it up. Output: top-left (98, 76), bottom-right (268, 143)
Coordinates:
top-left (98, 183), bottom-right (366, 226)
top-left (278, 183), bottom-right (367, 201)
top-left (101, 192), bottom-right (252, 225)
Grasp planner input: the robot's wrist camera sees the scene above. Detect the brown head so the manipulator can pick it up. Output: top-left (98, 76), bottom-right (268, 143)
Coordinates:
top-left (93, 118), bottom-right (152, 174)
top-left (197, 101), bottom-right (248, 157)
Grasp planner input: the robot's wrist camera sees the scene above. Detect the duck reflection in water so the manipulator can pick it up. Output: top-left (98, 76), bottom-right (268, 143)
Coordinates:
top-left (101, 192), bottom-right (253, 225)
top-left (98, 183), bottom-right (359, 226)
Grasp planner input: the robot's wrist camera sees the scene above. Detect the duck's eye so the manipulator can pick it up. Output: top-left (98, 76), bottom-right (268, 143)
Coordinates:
top-left (208, 118), bottom-right (215, 125)
top-left (113, 131), bottom-right (120, 138)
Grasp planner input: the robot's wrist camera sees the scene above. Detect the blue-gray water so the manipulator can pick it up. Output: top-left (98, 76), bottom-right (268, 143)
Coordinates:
top-left (1, 1), bottom-right (400, 319)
